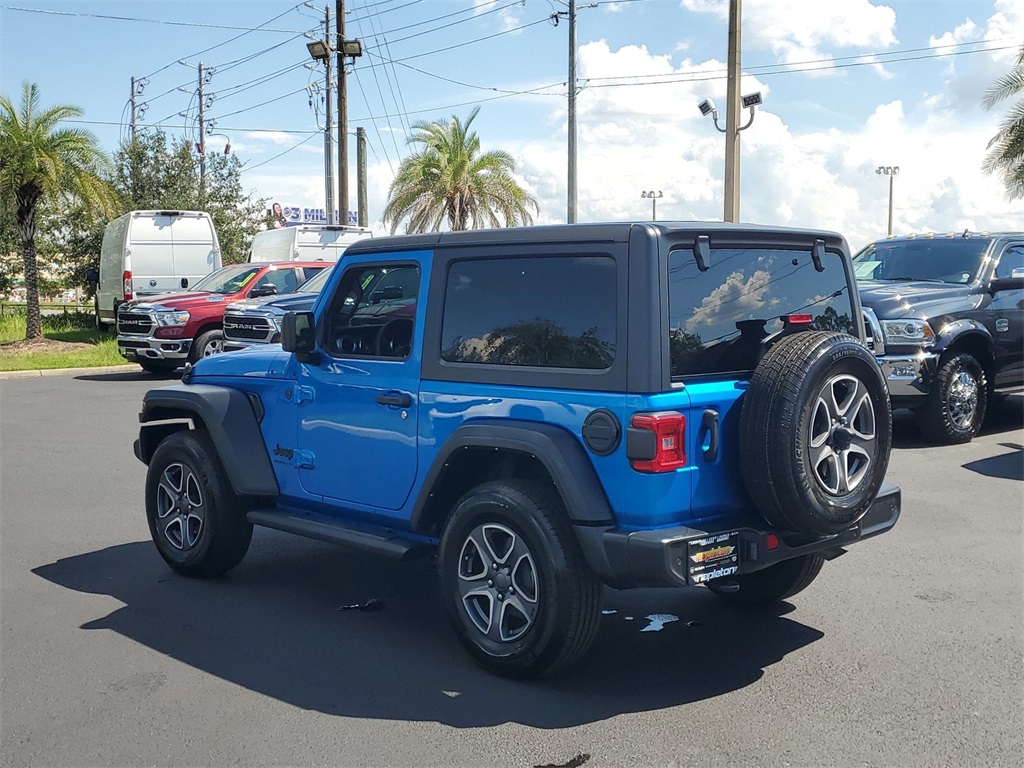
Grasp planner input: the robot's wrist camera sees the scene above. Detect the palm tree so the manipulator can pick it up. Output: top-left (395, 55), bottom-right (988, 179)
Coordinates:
top-left (982, 45), bottom-right (1024, 200)
top-left (0, 82), bottom-right (116, 339)
top-left (383, 107), bottom-right (538, 233)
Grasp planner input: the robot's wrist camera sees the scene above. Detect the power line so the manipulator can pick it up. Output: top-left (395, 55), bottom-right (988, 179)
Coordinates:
top-left (241, 134), bottom-right (319, 171)
top-left (214, 87), bottom-right (309, 120)
top-left (6, 5), bottom-right (305, 32)
top-left (366, 50), bottom-right (564, 96)
top-left (67, 118), bottom-right (317, 135)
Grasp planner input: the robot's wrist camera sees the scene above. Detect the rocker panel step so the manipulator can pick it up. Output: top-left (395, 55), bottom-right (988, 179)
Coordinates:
top-left (247, 508), bottom-right (428, 559)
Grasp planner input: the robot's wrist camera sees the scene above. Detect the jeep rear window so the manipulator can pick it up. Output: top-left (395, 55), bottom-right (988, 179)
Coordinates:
top-left (668, 247), bottom-right (855, 377)
top-left (441, 256), bottom-right (616, 369)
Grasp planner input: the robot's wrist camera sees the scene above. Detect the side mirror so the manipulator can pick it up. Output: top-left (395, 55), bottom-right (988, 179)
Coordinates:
top-left (249, 284), bottom-right (278, 298)
top-left (180, 277), bottom-right (189, 289)
top-left (282, 311), bottom-right (319, 363)
top-left (990, 276), bottom-right (1024, 293)
top-left (85, 267), bottom-right (99, 285)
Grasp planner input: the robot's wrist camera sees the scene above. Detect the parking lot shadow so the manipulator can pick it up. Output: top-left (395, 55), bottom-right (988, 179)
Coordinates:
top-left (962, 442), bottom-right (1024, 481)
top-left (75, 369), bottom-right (179, 382)
top-left (33, 534), bottom-right (823, 729)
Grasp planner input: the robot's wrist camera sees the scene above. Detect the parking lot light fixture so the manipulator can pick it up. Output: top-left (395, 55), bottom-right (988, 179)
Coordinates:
top-left (641, 190), bottom-right (664, 220)
top-left (876, 165), bottom-right (900, 236)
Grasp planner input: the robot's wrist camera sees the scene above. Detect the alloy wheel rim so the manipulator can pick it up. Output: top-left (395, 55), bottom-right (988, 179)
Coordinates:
top-left (202, 339), bottom-right (223, 357)
top-left (808, 374), bottom-right (876, 496)
top-left (155, 462), bottom-right (205, 550)
top-left (457, 523), bottom-right (539, 643)
top-left (947, 370), bottom-right (979, 428)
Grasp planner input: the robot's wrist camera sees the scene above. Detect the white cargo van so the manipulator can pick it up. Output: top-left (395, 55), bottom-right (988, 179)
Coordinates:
top-left (94, 210), bottom-right (220, 327)
top-left (247, 224), bottom-right (371, 264)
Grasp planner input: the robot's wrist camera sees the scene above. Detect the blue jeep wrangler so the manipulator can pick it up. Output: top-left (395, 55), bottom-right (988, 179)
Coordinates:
top-left (134, 223), bottom-right (901, 678)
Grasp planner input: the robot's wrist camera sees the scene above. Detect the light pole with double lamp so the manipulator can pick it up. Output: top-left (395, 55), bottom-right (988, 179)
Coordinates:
top-left (641, 190), bottom-right (663, 221)
top-left (876, 165), bottom-right (899, 236)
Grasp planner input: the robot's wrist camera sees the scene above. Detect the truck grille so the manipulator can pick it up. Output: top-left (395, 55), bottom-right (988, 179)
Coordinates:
top-left (117, 313), bottom-right (154, 336)
top-left (223, 314), bottom-right (275, 342)
top-left (861, 308), bottom-right (884, 355)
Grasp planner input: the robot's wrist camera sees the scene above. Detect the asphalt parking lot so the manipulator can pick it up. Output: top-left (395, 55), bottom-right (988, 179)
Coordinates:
top-left (1, 371), bottom-right (1021, 767)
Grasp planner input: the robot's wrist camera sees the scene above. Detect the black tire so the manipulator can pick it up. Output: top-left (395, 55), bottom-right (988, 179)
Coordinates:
top-left (740, 331), bottom-right (892, 536)
top-left (138, 360), bottom-right (179, 375)
top-left (708, 555), bottom-right (825, 606)
top-left (145, 430), bottom-right (253, 578)
top-left (438, 480), bottom-right (602, 679)
top-left (94, 295), bottom-right (103, 331)
top-left (189, 329), bottom-right (224, 363)
top-left (916, 352), bottom-right (987, 444)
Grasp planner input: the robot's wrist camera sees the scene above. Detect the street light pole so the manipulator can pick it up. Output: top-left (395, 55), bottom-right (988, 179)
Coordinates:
top-left (567, 0), bottom-right (577, 224)
top-left (723, 0), bottom-right (741, 223)
top-left (876, 165), bottom-right (900, 236)
top-left (641, 190), bottom-right (663, 221)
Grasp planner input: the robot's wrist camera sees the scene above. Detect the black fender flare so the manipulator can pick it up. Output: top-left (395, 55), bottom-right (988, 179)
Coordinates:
top-left (409, 418), bottom-right (615, 531)
top-left (933, 318), bottom-right (995, 358)
top-left (135, 384), bottom-right (279, 497)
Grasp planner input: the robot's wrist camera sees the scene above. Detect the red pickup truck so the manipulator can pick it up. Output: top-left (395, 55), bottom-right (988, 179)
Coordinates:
top-left (115, 261), bottom-right (329, 373)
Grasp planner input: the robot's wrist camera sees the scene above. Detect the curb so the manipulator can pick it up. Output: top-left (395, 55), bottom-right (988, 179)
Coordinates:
top-left (0, 364), bottom-right (139, 380)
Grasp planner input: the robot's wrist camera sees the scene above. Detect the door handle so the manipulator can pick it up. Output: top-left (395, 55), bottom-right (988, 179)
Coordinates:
top-left (699, 409), bottom-right (719, 462)
top-left (376, 392), bottom-right (412, 408)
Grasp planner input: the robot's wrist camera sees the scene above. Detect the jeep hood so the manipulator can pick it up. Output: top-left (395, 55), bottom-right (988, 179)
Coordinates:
top-left (857, 280), bottom-right (978, 321)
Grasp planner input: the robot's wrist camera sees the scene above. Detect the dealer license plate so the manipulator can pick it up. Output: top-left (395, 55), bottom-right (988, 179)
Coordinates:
top-left (687, 531), bottom-right (741, 584)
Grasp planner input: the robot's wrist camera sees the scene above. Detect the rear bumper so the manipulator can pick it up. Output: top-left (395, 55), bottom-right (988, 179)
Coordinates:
top-left (575, 483), bottom-right (901, 588)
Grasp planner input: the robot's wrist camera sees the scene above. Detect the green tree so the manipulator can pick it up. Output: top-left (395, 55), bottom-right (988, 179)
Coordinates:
top-left (383, 107), bottom-right (538, 233)
top-left (983, 45), bottom-right (1024, 200)
top-left (0, 82), bottom-right (116, 338)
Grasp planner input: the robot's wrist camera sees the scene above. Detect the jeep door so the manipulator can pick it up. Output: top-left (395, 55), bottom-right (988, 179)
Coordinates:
top-left (292, 252), bottom-right (429, 514)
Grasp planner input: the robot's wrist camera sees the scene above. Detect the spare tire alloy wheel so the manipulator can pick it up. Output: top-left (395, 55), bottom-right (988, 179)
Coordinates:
top-left (808, 374), bottom-right (876, 496)
top-left (740, 331), bottom-right (892, 537)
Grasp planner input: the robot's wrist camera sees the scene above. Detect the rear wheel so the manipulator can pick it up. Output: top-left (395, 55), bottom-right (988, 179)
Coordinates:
top-left (708, 555), bottom-right (825, 606)
top-left (138, 360), bottom-right (179, 375)
top-left (438, 480), bottom-right (601, 678)
top-left (145, 430), bottom-right (252, 578)
top-left (916, 352), bottom-right (987, 444)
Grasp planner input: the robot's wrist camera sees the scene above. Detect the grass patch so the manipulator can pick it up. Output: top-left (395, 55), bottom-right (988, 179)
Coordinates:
top-left (0, 312), bottom-right (132, 372)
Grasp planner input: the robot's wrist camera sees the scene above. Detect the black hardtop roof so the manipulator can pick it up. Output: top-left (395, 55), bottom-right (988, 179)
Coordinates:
top-left (344, 221), bottom-right (847, 256)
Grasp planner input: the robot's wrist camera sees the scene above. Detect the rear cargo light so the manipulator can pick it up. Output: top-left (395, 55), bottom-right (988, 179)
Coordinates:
top-left (786, 313), bottom-right (813, 324)
top-left (628, 411), bottom-right (687, 472)
top-left (123, 270), bottom-right (133, 300)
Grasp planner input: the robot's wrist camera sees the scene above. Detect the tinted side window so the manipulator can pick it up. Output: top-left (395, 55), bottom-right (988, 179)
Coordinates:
top-left (668, 247), bottom-right (855, 377)
top-left (323, 264), bottom-right (419, 359)
top-left (441, 256), bottom-right (616, 369)
top-left (995, 244), bottom-right (1024, 278)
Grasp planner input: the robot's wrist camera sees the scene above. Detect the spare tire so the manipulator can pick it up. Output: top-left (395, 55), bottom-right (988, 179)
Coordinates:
top-left (740, 331), bottom-right (892, 536)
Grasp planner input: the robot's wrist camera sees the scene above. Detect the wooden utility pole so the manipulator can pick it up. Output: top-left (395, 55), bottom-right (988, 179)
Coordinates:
top-left (198, 62), bottom-right (208, 198)
top-left (337, 0), bottom-right (348, 224)
top-left (130, 77), bottom-right (138, 140)
top-left (357, 126), bottom-right (367, 227)
top-left (567, 0), bottom-right (577, 224)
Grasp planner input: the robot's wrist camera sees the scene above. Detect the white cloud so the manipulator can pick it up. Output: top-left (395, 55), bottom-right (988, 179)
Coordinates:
top-left (682, 0), bottom-right (899, 68)
top-left (685, 269), bottom-right (772, 333)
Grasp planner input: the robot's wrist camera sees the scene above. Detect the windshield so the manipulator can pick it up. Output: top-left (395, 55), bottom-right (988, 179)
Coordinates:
top-left (297, 266), bottom-right (333, 293)
top-left (192, 265), bottom-right (263, 294)
top-left (852, 239), bottom-right (991, 284)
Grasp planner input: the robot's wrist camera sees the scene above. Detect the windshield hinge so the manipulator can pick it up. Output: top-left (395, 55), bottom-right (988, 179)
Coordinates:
top-left (294, 385), bottom-right (316, 404)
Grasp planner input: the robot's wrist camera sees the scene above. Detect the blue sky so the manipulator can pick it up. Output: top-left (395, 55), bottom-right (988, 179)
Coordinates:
top-left (2, 0), bottom-right (1023, 248)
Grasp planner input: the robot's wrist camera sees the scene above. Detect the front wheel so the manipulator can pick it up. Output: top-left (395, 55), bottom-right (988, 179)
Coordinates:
top-left (145, 430), bottom-right (252, 578)
top-left (438, 480), bottom-right (602, 678)
top-left (916, 352), bottom-right (987, 444)
top-left (707, 555), bottom-right (825, 606)
top-left (189, 329), bottom-right (224, 363)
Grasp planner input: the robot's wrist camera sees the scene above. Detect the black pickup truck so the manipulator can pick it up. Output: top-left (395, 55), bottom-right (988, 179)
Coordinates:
top-left (853, 231), bottom-right (1024, 443)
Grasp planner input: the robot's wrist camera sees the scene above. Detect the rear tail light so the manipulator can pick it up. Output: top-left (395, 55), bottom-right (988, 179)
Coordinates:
top-left (123, 270), bottom-right (133, 300)
top-left (628, 411), bottom-right (687, 472)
